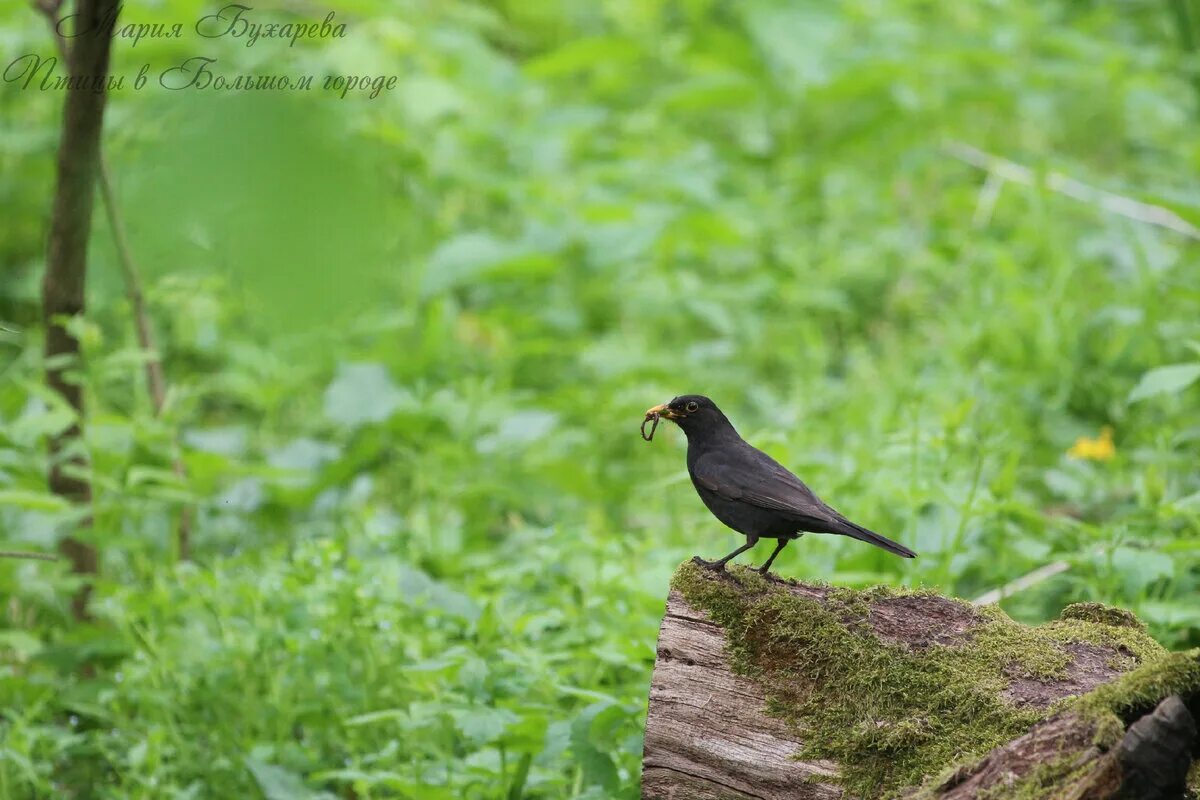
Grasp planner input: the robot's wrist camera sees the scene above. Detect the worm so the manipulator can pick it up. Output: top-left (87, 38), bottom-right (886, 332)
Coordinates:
top-left (641, 412), bottom-right (660, 442)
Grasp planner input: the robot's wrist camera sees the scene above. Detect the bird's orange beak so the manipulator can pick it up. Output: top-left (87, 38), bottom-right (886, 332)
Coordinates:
top-left (645, 403), bottom-right (680, 420)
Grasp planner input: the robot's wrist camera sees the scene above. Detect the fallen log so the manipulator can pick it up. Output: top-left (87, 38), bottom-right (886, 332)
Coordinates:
top-left (641, 560), bottom-right (1200, 800)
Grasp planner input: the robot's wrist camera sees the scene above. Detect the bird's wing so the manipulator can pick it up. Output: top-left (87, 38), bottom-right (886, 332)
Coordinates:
top-left (692, 445), bottom-right (835, 522)
top-left (694, 441), bottom-right (917, 558)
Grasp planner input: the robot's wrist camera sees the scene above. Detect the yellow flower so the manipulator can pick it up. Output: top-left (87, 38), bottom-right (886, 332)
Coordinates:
top-left (1067, 426), bottom-right (1115, 461)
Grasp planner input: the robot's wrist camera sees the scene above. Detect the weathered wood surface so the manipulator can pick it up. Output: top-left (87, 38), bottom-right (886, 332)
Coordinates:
top-left (641, 580), bottom-right (1199, 800)
top-left (929, 695), bottom-right (1197, 800)
top-left (642, 593), bottom-right (841, 800)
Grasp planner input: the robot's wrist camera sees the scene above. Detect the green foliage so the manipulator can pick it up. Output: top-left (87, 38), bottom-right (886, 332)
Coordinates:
top-left (1128, 361), bottom-right (1200, 403)
top-left (1, 0), bottom-right (1200, 797)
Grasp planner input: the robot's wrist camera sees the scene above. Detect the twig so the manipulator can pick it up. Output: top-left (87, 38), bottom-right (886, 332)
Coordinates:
top-left (35, 0), bottom-right (193, 561)
top-left (945, 142), bottom-right (1200, 241)
top-left (0, 550), bottom-right (60, 561)
top-left (971, 172), bottom-right (1004, 229)
top-left (96, 159), bottom-right (193, 560)
top-left (972, 560), bottom-right (1071, 606)
top-left (96, 163), bottom-right (166, 409)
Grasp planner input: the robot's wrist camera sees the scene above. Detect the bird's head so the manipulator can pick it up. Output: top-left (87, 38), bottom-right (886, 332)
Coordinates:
top-left (644, 395), bottom-right (733, 438)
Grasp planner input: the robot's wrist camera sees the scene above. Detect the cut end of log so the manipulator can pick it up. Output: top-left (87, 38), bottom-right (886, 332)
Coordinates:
top-left (642, 561), bottom-right (1200, 799)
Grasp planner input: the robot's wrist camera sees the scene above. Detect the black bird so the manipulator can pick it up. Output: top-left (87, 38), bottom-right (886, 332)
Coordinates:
top-left (645, 395), bottom-right (916, 573)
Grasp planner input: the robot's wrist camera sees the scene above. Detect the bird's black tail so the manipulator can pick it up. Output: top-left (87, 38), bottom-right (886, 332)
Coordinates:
top-left (837, 520), bottom-right (917, 558)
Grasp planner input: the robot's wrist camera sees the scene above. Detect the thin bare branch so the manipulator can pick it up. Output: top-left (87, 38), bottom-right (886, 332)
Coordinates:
top-left (945, 142), bottom-right (1200, 241)
top-left (96, 161), bottom-right (167, 408)
top-left (972, 560), bottom-right (1071, 606)
top-left (0, 550), bottom-right (60, 561)
top-left (971, 172), bottom-right (1004, 229)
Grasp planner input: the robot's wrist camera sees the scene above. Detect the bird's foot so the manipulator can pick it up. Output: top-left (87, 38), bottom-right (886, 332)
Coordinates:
top-left (691, 556), bottom-right (726, 572)
top-left (755, 565), bottom-right (772, 576)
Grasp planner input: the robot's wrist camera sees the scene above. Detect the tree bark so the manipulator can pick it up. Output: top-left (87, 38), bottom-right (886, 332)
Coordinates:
top-left (42, 0), bottom-right (120, 619)
top-left (642, 567), bottom-right (1199, 800)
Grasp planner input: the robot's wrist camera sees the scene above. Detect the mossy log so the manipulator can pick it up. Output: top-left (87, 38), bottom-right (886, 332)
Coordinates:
top-left (641, 560), bottom-right (1200, 800)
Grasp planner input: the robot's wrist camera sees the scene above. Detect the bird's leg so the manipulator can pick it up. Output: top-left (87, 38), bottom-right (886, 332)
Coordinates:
top-left (756, 538), bottom-right (792, 575)
top-left (693, 538), bottom-right (758, 571)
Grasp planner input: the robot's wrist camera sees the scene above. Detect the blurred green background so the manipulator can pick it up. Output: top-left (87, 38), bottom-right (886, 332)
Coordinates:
top-left (2, 1), bottom-right (1200, 797)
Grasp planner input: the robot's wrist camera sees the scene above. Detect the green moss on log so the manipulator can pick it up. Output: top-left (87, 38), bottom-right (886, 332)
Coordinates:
top-left (669, 560), bottom-right (1194, 799)
top-left (1073, 649), bottom-right (1200, 720)
top-left (974, 756), bottom-right (1098, 800)
top-left (1059, 602), bottom-right (1145, 630)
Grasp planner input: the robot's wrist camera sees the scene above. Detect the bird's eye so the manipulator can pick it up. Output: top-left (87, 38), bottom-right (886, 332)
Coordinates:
top-left (686, 401), bottom-right (698, 412)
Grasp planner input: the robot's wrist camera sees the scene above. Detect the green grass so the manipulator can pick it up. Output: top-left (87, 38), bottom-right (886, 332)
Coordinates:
top-left (2, 0), bottom-right (1200, 797)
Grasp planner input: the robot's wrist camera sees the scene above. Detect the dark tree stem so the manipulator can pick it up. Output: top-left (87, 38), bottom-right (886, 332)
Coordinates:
top-left (36, 0), bottom-right (193, 562)
top-left (41, 0), bottom-right (121, 619)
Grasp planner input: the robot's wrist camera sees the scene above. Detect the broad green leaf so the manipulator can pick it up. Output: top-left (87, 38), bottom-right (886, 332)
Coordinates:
top-left (0, 490), bottom-right (69, 511)
top-left (401, 76), bottom-right (465, 123)
top-left (267, 438), bottom-right (341, 472)
top-left (475, 410), bottom-right (559, 453)
top-left (570, 703), bottom-right (619, 792)
top-left (1105, 547), bottom-right (1175, 594)
top-left (323, 362), bottom-right (409, 427)
top-left (524, 36), bottom-right (641, 78)
top-left (0, 629), bottom-right (43, 659)
top-left (420, 233), bottom-right (556, 296)
top-left (450, 706), bottom-right (519, 744)
top-left (1128, 363), bottom-right (1200, 403)
top-left (126, 467), bottom-right (187, 489)
top-left (244, 758), bottom-right (335, 800)
top-left (397, 564), bottom-right (481, 622)
top-left (182, 426), bottom-right (248, 457)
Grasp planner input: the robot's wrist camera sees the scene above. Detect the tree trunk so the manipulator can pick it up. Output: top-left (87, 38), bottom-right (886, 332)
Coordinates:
top-left (642, 560), bottom-right (1199, 800)
top-left (36, 0), bottom-right (192, 563)
top-left (42, 0), bottom-right (121, 620)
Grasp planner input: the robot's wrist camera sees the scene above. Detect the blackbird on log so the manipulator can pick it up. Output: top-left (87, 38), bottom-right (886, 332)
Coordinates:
top-left (644, 395), bottom-right (916, 574)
